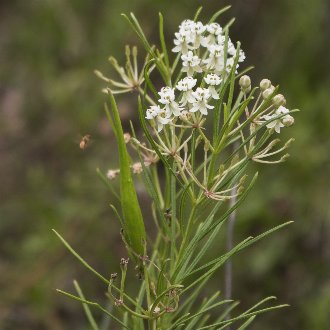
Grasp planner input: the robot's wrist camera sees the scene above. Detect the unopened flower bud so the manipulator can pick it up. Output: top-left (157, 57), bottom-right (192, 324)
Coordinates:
top-left (123, 133), bottom-right (131, 143)
top-left (280, 153), bottom-right (290, 162)
top-left (107, 169), bottom-right (119, 180)
top-left (132, 46), bottom-right (138, 57)
top-left (125, 45), bottom-right (131, 57)
top-left (282, 115), bottom-right (294, 127)
top-left (153, 307), bottom-right (161, 314)
top-left (262, 86), bottom-right (275, 99)
top-left (132, 162), bottom-right (143, 174)
top-left (120, 257), bottom-right (129, 266)
top-left (239, 174), bottom-right (248, 185)
top-left (244, 85), bottom-right (251, 93)
top-left (237, 186), bottom-right (245, 195)
top-left (284, 138), bottom-right (295, 148)
top-left (239, 75), bottom-right (251, 88)
top-left (218, 164), bottom-right (225, 176)
top-left (272, 94), bottom-right (286, 107)
top-left (239, 75), bottom-right (251, 93)
top-left (260, 79), bottom-right (271, 91)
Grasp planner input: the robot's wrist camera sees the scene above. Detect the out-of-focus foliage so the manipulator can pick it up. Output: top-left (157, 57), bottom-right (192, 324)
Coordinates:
top-left (0, 0), bottom-right (329, 329)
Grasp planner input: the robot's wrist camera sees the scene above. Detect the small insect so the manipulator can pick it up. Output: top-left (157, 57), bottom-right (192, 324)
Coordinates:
top-left (79, 134), bottom-right (91, 150)
top-left (164, 208), bottom-right (171, 219)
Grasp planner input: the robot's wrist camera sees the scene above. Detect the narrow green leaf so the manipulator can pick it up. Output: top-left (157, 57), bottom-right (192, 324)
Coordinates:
top-left (186, 300), bottom-right (232, 330)
top-left (214, 301), bottom-right (240, 323)
top-left (52, 229), bottom-right (109, 285)
top-left (143, 59), bottom-right (159, 99)
top-left (193, 7), bottom-right (203, 21)
top-left (73, 280), bottom-right (100, 330)
top-left (56, 289), bottom-right (129, 329)
top-left (198, 304), bottom-right (289, 329)
top-left (109, 204), bottom-right (124, 228)
top-left (236, 316), bottom-right (256, 330)
top-left (167, 313), bottom-right (191, 330)
top-left (182, 238), bottom-right (252, 292)
top-left (159, 13), bottom-right (170, 71)
top-left (208, 6), bottom-right (232, 24)
top-left (96, 168), bottom-right (120, 201)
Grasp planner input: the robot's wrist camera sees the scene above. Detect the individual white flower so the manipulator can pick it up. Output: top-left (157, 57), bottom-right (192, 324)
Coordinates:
top-left (181, 51), bottom-right (203, 76)
top-left (203, 44), bottom-right (225, 72)
top-left (146, 105), bottom-right (162, 119)
top-left (225, 57), bottom-right (239, 74)
top-left (204, 73), bottom-right (222, 99)
top-left (155, 108), bottom-right (172, 132)
top-left (158, 87), bottom-right (183, 116)
top-left (262, 106), bottom-right (293, 133)
top-left (172, 20), bottom-right (197, 54)
top-left (158, 86), bottom-right (175, 104)
top-left (190, 87), bottom-right (214, 115)
top-left (207, 22), bottom-right (223, 35)
top-left (172, 31), bottom-right (193, 54)
top-left (262, 113), bottom-right (283, 133)
top-left (179, 19), bottom-right (196, 35)
top-left (238, 49), bottom-right (246, 62)
top-left (276, 105), bottom-right (290, 115)
top-left (227, 38), bottom-right (236, 56)
top-left (192, 21), bottom-right (206, 49)
top-left (217, 35), bottom-right (226, 46)
top-left (217, 36), bottom-right (245, 63)
top-left (176, 76), bottom-right (197, 105)
top-left (201, 22), bottom-right (223, 47)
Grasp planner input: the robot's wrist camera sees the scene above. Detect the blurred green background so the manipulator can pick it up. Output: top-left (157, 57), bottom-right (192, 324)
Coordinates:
top-left (1, 0), bottom-right (329, 329)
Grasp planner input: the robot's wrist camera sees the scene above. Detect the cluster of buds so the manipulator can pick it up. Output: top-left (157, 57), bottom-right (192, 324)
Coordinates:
top-left (146, 19), bottom-right (245, 132)
top-left (254, 78), bottom-right (295, 133)
top-left (120, 258), bottom-right (129, 266)
top-left (106, 163), bottom-right (143, 179)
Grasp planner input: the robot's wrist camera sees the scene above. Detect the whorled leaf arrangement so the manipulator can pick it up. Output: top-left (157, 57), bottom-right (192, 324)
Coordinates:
top-left (54, 6), bottom-right (297, 330)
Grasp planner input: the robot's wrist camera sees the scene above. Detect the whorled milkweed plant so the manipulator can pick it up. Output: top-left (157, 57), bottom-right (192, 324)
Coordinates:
top-left (54, 6), bottom-right (298, 329)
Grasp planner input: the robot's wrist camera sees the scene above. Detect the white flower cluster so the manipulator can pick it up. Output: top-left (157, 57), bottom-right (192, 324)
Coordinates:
top-left (146, 19), bottom-right (245, 131)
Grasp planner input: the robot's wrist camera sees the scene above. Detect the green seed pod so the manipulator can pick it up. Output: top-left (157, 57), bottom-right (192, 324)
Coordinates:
top-left (106, 93), bottom-right (146, 263)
